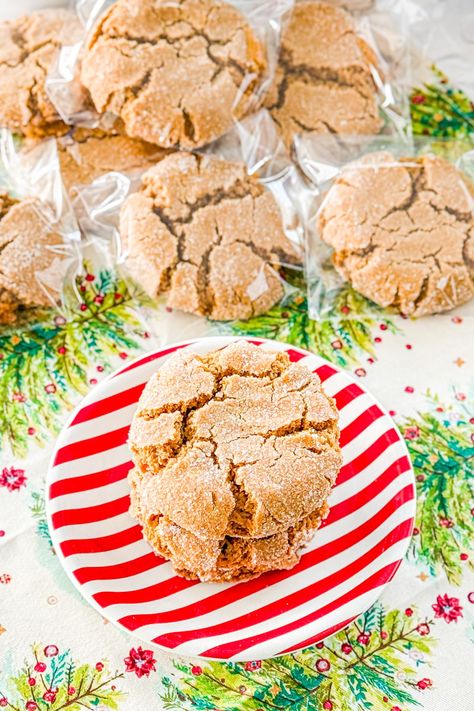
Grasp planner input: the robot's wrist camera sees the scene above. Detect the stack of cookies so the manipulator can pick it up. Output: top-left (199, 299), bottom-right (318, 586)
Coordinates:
top-left (128, 341), bottom-right (342, 582)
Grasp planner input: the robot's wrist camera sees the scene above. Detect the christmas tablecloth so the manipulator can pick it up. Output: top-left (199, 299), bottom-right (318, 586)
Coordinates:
top-left (0, 68), bottom-right (473, 711)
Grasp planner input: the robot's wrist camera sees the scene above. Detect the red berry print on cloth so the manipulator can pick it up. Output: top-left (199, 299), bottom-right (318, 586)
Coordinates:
top-left (2, 644), bottom-right (125, 708)
top-left (403, 392), bottom-right (474, 584)
top-left (159, 601), bottom-right (438, 710)
top-left (124, 646), bottom-right (157, 678)
top-left (432, 594), bottom-right (463, 622)
top-left (245, 661), bottom-right (262, 672)
top-left (0, 574), bottom-right (11, 584)
top-left (0, 466), bottom-right (27, 491)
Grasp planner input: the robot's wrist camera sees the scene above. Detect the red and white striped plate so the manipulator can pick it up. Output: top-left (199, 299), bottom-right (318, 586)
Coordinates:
top-left (47, 336), bottom-right (415, 661)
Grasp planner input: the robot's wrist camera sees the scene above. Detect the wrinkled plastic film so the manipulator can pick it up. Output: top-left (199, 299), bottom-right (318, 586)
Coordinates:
top-left (295, 133), bottom-right (474, 320)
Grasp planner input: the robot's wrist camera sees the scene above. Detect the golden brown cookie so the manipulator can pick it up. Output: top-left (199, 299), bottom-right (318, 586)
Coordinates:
top-left (120, 152), bottom-right (300, 320)
top-left (318, 152), bottom-right (474, 316)
top-left (57, 125), bottom-right (170, 191)
top-left (0, 9), bottom-right (78, 138)
top-left (266, 1), bottom-right (382, 148)
top-left (129, 478), bottom-right (329, 582)
top-left (128, 342), bottom-right (341, 558)
top-left (0, 194), bottom-right (65, 323)
top-left (81, 0), bottom-right (266, 149)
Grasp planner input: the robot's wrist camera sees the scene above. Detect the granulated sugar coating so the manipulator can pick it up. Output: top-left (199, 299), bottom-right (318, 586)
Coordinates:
top-left (0, 195), bottom-right (65, 324)
top-left (80, 0), bottom-right (266, 149)
top-left (120, 152), bottom-right (300, 321)
top-left (266, 1), bottom-right (381, 148)
top-left (318, 153), bottom-right (474, 316)
top-left (0, 9), bottom-right (78, 138)
top-left (128, 341), bottom-right (342, 582)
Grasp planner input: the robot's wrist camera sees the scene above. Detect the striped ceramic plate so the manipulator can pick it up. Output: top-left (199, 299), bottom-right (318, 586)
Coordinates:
top-left (47, 336), bottom-right (415, 660)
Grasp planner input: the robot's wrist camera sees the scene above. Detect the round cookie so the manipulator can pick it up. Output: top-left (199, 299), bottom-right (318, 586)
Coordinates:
top-left (80, 0), bottom-right (266, 149)
top-left (120, 152), bottom-right (300, 321)
top-left (57, 125), bottom-right (170, 191)
top-left (128, 341), bottom-right (341, 551)
top-left (266, 1), bottom-right (382, 148)
top-left (318, 152), bottom-right (474, 316)
top-left (0, 9), bottom-right (78, 138)
top-left (0, 194), bottom-right (65, 323)
top-left (129, 470), bottom-right (329, 582)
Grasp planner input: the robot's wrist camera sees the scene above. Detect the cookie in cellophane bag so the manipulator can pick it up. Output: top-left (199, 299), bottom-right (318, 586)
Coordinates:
top-left (296, 134), bottom-right (474, 319)
top-left (0, 130), bottom-right (80, 325)
top-left (47, 0), bottom-right (292, 150)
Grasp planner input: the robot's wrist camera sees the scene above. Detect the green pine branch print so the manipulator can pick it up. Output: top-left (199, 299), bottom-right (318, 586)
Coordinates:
top-left (158, 603), bottom-right (437, 710)
top-left (402, 392), bottom-right (474, 585)
top-left (0, 264), bottom-right (153, 458)
top-left (411, 66), bottom-right (474, 143)
top-left (0, 643), bottom-right (125, 710)
top-left (226, 272), bottom-right (397, 369)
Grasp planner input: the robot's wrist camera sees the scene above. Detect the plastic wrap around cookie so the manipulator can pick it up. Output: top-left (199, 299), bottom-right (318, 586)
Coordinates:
top-left (0, 130), bottom-right (81, 325)
top-left (296, 134), bottom-right (474, 319)
top-left (71, 110), bottom-right (316, 323)
top-left (46, 0), bottom-right (293, 149)
top-left (128, 341), bottom-right (342, 582)
top-left (264, 0), bottom-right (412, 150)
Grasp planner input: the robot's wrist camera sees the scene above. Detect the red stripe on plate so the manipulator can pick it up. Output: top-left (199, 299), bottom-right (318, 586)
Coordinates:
top-left (119, 493), bottom-right (412, 632)
top-left (280, 616), bottom-right (356, 654)
top-left (338, 428), bottom-right (400, 485)
top-left (54, 425), bottom-right (129, 466)
top-left (51, 495), bottom-right (130, 528)
top-left (94, 575), bottom-right (198, 607)
top-left (60, 525), bottom-right (142, 557)
top-left (115, 343), bottom-right (191, 375)
top-left (332, 382), bottom-right (364, 410)
top-left (285, 348), bottom-right (307, 362)
top-left (152, 523), bottom-right (408, 651)
top-left (74, 552), bottom-right (161, 584)
top-left (339, 404), bottom-right (383, 447)
top-left (71, 384), bottom-right (145, 426)
top-left (49, 461), bottom-right (132, 499)
top-left (325, 456), bottom-right (412, 527)
top-left (201, 560), bottom-right (399, 659)
top-left (315, 364), bottom-right (338, 382)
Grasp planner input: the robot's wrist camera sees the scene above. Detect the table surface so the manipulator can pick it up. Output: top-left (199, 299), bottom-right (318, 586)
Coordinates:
top-left (0, 3), bottom-right (474, 711)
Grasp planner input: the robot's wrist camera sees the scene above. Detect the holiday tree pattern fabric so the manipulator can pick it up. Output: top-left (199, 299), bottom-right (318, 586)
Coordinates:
top-left (0, 265), bottom-right (153, 458)
top-left (1, 65), bottom-right (474, 711)
top-left (403, 394), bottom-right (474, 586)
top-left (0, 644), bottom-right (125, 710)
top-left (158, 602), bottom-right (440, 710)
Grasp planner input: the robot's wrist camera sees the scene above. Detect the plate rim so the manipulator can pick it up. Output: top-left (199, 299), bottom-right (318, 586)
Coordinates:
top-left (46, 335), bottom-right (416, 660)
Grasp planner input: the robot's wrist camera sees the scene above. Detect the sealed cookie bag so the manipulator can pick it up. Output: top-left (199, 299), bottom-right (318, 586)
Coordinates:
top-left (295, 134), bottom-right (474, 319)
top-left (0, 130), bottom-right (81, 326)
top-left (265, 0), bottom-right (412, 150)
top-left (47, 0), bottom-right (293, 150)
top-left (70, 109), bottom-right (315, 326)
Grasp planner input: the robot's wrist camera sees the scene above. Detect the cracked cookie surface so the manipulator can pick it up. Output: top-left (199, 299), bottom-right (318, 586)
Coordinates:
top-left (0, 194), bottom-right (65, 323)
top-left (318, 152), bottom-right (474, 316)
top-left (266, 1), bottom-right (381, 148)
top-left (81, 0), bottom-right (266, 149)
top-left (128, 341), bottom-right (341, 563)
top-left (0, 9), bottom-right (78, 138)
top-left (57, 125), bottom-right (170, 191)
top-left (120, 152), bottom-right (300, 321)
top-left (129, 472), bottom-right (329, 582)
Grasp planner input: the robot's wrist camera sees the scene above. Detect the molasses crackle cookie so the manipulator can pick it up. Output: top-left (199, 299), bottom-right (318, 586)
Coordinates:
top-left (0, 194), bottom-right (65, 324)
top-left (80, 0), bottom-right (267, 149)
top-left (128, 341), bottom-right (342, 582)
top-left (120, 152), bottom-right (301, 321)
top-left (0, 9), bottom-right (80, 138)
top-left (318, 152), bottom-right (474, 316)
top-left (266, 1), bottom-right (382, 148)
